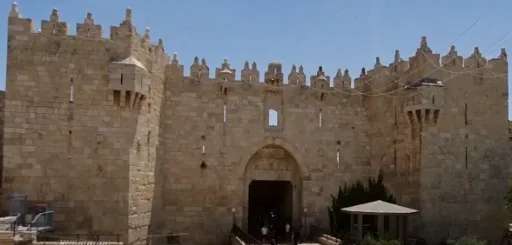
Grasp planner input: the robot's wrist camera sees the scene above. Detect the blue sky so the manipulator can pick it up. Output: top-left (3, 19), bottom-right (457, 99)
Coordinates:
top-left (1, 0), bottom-right (511, 117)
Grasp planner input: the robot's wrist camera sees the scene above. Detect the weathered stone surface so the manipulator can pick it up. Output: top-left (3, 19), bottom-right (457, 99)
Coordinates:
top-left (2, 4), bottom-right (510, 245)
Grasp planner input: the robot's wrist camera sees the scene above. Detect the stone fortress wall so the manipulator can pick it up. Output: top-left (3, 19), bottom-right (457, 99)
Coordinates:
top-left (3, 3), bottom-right (511, 245)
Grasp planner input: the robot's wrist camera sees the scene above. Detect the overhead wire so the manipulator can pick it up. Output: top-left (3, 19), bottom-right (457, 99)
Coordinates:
top-left (5, 4), bottom-right (509, 100)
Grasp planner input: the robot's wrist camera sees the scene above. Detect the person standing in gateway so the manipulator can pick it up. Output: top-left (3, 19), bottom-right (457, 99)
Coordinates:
top-left (285, 222), bottom-right (291, 240)
top-left (261, 224), bottom-right (269, 242)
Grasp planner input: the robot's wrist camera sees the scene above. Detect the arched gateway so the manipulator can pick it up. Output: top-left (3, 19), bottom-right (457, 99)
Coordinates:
top-left (241, 138), bottom-right (307, 238)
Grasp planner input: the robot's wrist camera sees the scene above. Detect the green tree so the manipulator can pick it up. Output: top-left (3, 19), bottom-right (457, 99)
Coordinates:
top-left (447, 236), bottom-right (488, 245)
top-left (504, 184), bottom-right (512, 212)
top-left (362, 234), bottom-right (401, 245)
top-left (327, 170), bottom-right (396, 235)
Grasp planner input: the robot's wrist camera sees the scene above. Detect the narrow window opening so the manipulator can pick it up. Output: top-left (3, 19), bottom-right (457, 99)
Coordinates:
top-left (394, 106), bottom-right (397, 126)
top-left (432, 96), bottom-right (435, 105)
top-left (86, 28), bottom-right (90, 37)
top-left (201, 135), bottom-right (206, 155)
top-left (249, 76), bottom-right (252, 82)
top-left (393, 140), bottom-right (397, 171)
top-left (67, 130), bottom-right (72, 159)
top-left (223, 103), bottom-right (227, 123)
top-left (120, 74), bottom-right (124, 85)
top-left (465, 146), bottom-right (468, 169)
top-left (453, 59), bottom-right (456, 66)
top-left (52, 28), bottom-right (56, 35)
top-left (69, 78), bottom-right (74, 103)
top-left (319, 109), bottom-right (323, 127)
top-left (268, 109), bottom-right (278, 126)
top-left (336, 149), bottom-right (340, 169)
top-left (464, 103), bottom-right (468, 125)
top-left (320, 92), bottom-right (325, 101)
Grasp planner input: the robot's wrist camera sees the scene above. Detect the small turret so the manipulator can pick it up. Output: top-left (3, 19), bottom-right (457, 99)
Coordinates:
top-left (76, 12), bottom-right (103, 38)
top-left (215, 58), bottom-right (236, 82)
top-left (374, 57), bottom-right (382, 68)
top-left (288, 65), bottom-right (305, 86)
top-left (390, 50), bottom-right (407, 73)
top-left (310, 66), bottom-right (330, 90)
top-left (441, 45), bottom-right (463, 67)
top-left (110, 8), bottom-right (136, 45)
top-left (189, 56), bottom-right (201, 79)
top-left (264, 62), bottom-right (284, 86)
top-left (41, 8), bottom-right (68, 36)
top-left (251, 62), bottom-right (260, 83)
top-left (7, 3), bottom-right (34, 37)
top-left (334, 69), bottom-right (351, 89)
top-left (9, 2), bottom-right (20, 18)
top-left (166, 52), bottom-right (184, 78)
top-left (464, 47), bottom-right (487, 69)
top-left (409, 36), bottom-right (440, 79)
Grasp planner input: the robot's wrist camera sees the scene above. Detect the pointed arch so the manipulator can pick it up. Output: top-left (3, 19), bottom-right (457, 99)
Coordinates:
top-left (237, 136), bottom-right (310, 180)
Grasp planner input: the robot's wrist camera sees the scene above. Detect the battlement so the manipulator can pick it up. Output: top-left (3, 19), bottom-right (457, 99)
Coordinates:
top-left (9, 3), bottom-right (508, 92)
top-left (6, 3), bottom-right (508, 97)
top-left (7, 3), bottom-right (168, 60)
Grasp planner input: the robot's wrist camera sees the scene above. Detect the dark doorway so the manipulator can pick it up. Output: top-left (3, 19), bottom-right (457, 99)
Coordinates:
top-left (248, 180), bottom-right (293, 239)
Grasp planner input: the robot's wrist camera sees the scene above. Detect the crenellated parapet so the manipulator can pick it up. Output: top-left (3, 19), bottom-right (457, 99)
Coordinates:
top-left (7, 3), bottom-right (168, 65)
top-left (7, 4), bottom-right (509, 107)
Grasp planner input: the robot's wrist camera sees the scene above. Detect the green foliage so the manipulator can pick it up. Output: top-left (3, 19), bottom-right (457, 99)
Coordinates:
top-left (504, 184), bottom-right (512, 212)
top-left (361, 234), bottom-right (401, 245)
top-left (327, 170), bottom-right (396, 234)
top-left (446, 236), bottom-right (488, 245)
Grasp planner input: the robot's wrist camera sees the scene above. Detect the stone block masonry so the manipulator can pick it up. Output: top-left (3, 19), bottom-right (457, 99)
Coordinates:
top-left (3, 3), bottom-right (511, 245)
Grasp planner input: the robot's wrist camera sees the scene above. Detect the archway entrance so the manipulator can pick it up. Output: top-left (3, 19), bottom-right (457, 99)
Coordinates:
top-left (248, 180), bottom-right (293, 238)
top-left (242, 144), bottom-right (303, 239)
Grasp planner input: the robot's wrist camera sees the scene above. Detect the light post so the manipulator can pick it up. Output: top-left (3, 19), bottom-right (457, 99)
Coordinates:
top-left (303, 207), bottom-right (308, 241)
top-left (231, 207), bottom-right (237, 229)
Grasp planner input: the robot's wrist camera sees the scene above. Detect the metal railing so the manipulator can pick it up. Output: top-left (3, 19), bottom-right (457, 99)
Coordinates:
top-left (231, 224), bottom-right (262, 245)
top-left (35, 232), bottom-right (122, 242)
top-left (27, 211), bottom-right (55, 232)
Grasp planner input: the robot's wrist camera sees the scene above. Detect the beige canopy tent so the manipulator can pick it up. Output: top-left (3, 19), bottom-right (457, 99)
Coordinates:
top-left (341, 200), bottom-right (418, 242)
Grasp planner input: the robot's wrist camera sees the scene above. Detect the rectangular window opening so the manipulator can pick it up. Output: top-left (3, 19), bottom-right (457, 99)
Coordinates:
top-left (120, 74), bottom-right (124, 85)
top-left (67, 130), bottom-right (72, 159)
top-left (223, 103), bottom-right (227, 123)
top-left (465, 146), bottom-right (468, 169)
top-left (268, 109), bottom-right (278, 126)
top-left (319, 109), bottom-right (323, 128)
top-left (69, 79), bottom-right (74, 103)
top-left (336, 149), bottom-right (340, 169)
top-left (464, 103), bottom-right (468, 125)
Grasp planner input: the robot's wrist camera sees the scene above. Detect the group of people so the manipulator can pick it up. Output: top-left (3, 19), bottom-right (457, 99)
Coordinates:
top-left (260, 223), bottom-right (303, 245)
